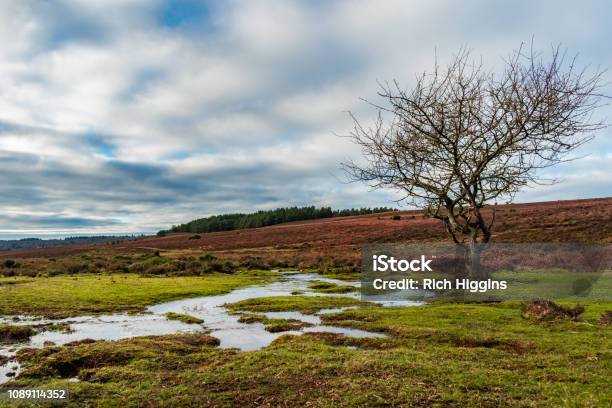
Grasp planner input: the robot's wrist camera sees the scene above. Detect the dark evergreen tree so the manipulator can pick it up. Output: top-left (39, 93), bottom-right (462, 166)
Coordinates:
top-left (163, 206), bottom-right (397, 234)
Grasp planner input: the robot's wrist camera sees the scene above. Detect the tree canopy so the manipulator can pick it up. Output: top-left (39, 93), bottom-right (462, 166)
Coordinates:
top-left (163, 206), bottom-right (396, 234)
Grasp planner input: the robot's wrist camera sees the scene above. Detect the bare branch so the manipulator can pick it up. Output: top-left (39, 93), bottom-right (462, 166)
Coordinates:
top-left (341, 44), bottom-right (607, 245)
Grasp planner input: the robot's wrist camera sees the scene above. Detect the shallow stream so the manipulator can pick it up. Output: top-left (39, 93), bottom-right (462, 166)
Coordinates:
top-left (1, 272), bottom-right (422, 383)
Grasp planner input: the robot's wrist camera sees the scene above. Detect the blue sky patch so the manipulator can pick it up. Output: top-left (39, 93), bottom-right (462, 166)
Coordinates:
top-left (159, 0), bottom-right (210, 28)
top-left (84, 132), bottom-right (116, 158)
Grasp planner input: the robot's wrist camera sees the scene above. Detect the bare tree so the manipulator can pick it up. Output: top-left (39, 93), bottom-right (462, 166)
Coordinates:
top-left (343, 45), bottom-right (607, 279)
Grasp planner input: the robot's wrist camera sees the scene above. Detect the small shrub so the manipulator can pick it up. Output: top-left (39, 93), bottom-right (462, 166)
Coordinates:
top-left (3, 259), bottom-right (17, 268)
top-left (188, 234), bottom-right (202, 240)
top-left (199, 254), bottom-right (217, 262)
top-left (128, 257), bottom-right (168, 274)
top-left (391, 215), bottom-right (401, 220)
top-left (208, 260), bottom-right (235, 274)
top-left (239, 256), bottom-right (268, 270)
top-left (113, 255), bottom-right (132, 261)
top-left (183, 260), bottom-right (203, 274)
top-left (144, 264), bottom-right (176, 275)
top-left (65, 262), bottom-right (89, 274)
top-left (268, 259), bottom-right (289, 268)
top-left (115, 266), bottom-right (129, 273)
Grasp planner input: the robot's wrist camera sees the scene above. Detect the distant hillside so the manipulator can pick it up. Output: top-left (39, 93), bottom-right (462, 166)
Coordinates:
top-left (0, 236), bottom-right (140, 252)
top-left (1, 198), bottom-right (611, 260)
top-left (162, 206), bottom-right (397, 234)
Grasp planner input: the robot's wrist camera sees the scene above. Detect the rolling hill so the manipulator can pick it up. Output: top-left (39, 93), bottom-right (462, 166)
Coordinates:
top-left (2, 198), bottom-right (611, 267)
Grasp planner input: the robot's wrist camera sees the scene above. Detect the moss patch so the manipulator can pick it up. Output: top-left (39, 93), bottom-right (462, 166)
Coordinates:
top-left (17, 333), bottom-right (220, 380)
top-left (308, 280), bottom-right (358, 294)
top-left (164, 312), bottom-right (204, 324)
top-left (0, 324), bottom-right (35, 343)
top-left (226, 295), bottom-right (372, 314)
top-left (237, 313), bottom-right (313, 332)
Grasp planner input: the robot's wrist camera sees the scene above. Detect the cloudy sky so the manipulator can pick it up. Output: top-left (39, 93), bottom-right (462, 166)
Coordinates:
top-left (1, 0), bottom-right (611, 237)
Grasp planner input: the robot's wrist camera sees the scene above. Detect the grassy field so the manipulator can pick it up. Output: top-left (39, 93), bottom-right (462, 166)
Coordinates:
top-left (490, 270), bottom-right (611, 301)
top-left (0, 271), bottom-right (272, 318)
top-left (0, 242), bottom-right (610, 406)
top-left (3, 299), bottom-right (610, 407)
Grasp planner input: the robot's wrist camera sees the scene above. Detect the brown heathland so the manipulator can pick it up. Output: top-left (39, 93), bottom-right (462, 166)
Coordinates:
top-left (1, 198), bottom-right (611, 267)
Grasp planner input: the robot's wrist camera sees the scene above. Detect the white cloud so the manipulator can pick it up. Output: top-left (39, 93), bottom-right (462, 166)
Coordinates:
top-left (0, 0), bottom-right (610, 234)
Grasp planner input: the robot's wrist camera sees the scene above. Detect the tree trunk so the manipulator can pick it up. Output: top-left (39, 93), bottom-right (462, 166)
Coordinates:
top-left (464, 241), bottom-right (487, 280)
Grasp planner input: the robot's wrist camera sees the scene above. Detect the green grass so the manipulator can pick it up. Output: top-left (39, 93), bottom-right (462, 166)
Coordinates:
top-left (1, 266), bottom-right (610, 405)
top-left (225, 295), bottom-right (373, 314)
top-left (237, 313), bottom-right (313, 332)
top-left (308, 281), bottom-right (358, 294)
top-left (490, 270), bottom-right (612, 300)
top-left (306, 268), bottom-right (360, 282)
top-left (5, 301), bottom-right (611, 407)
top-left (164, 312), bottom-right (204, 324)
top-left (0, 271), bottom-right (273, 318)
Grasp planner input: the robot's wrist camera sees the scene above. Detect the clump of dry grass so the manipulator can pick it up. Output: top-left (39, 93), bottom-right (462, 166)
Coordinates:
top-left (521, 300), bottom-right (584, 321)
top-left (0, 324), bottom-right (35, 343)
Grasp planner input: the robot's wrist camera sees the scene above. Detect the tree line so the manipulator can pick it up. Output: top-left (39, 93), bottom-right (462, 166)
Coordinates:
top-left (162, 206), bottom-right (396, 234)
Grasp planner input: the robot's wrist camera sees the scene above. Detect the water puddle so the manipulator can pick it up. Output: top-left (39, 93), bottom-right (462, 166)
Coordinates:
top-left (303, 325), bottom-right (386, 338)
top-left (0, 349), bottom-right (20, 383)
top-left (0, 272), bottom-right (422, 382)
